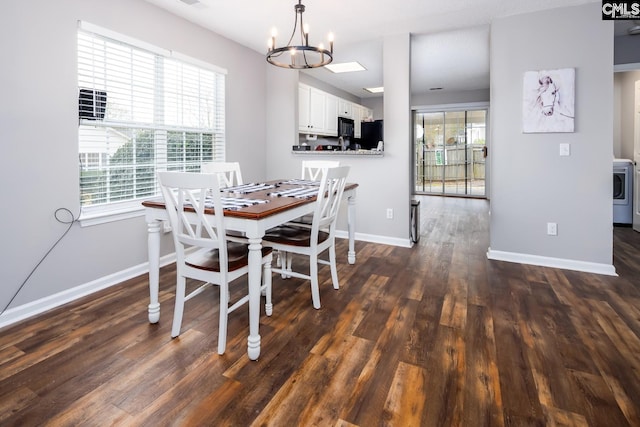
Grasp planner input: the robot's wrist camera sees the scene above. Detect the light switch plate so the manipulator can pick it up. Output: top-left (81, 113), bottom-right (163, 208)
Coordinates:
top-left (559, 143), bottom-right (570, 156)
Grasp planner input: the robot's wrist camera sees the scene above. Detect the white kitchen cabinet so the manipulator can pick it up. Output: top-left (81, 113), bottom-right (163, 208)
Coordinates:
top-left (299, 84), bottom-right (372, 138)
top-left (338, 99), bottom-right (352, 118)
top-left (324, 94), bottom-right (338, 136)
top-left (299, 84), bottom-right (327, 134)
top-left (299, 84), bottom-right (311, 132)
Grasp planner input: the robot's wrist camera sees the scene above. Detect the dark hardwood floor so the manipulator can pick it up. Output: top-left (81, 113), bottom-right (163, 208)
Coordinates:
top-left (1, 196), bottom-right (639, 426)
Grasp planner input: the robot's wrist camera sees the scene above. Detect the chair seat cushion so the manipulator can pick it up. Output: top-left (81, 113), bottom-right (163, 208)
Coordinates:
top-left (263, 225), bottom-right (329, 247)
top-left (186, 242), bottom-right (272, 272)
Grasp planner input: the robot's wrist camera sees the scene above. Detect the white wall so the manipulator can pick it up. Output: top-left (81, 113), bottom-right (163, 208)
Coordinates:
top-left (381, 33), bottom-right (412, 240)
top-left (265, 66), bottom-right (300, 180)
top-left (362, 97), bottom-right (384, 121)
top-left (0, 0), bottom-right (267, 313)
top-left (488, 3), bottom-right (615, 274)
top-left (411, 89), bottom-right (490, 107)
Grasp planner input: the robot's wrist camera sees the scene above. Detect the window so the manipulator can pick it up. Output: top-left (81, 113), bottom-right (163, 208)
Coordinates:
top-left (77, 22), bottom-right (226, 222)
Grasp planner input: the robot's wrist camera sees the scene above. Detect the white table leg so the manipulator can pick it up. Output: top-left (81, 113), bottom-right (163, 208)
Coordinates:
top-left (246, 236), bottom-right (262, 360)
top-left (147, 220), bottom-right (161, 323)
top-left (347, 194), bottom-right (356, 264)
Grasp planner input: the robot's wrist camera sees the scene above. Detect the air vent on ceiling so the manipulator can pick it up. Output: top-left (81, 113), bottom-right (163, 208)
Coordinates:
top-left (179, 0), bottom-right (201, 5)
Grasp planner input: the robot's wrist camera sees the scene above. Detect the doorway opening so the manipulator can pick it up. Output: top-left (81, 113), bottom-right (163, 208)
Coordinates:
top-left (413, 107), bottom-right (487, 197)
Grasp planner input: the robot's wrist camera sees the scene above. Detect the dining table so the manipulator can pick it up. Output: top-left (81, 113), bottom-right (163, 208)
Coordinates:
top-left (142, 179), bottom-right (358, 360)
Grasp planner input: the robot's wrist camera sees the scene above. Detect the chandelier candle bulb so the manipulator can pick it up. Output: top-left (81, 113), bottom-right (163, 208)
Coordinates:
top-left (270, 28), bottom-right (277, 52)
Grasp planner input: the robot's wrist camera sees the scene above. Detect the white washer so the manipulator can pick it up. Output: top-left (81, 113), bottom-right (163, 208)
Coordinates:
top-left (613, 158), bottom-right (634, 225)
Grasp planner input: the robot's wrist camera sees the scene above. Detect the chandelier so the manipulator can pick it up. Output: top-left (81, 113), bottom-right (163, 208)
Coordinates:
top-left (266, 0), bottom-right (333, 69)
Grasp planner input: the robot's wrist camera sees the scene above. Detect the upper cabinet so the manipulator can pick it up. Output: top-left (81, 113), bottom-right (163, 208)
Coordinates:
top-left (299, 84), bottom-right (370, 137)
top-left (299, 84), bottom-right (326, 134)
top-left (338, 100), bottom-right (353, 118)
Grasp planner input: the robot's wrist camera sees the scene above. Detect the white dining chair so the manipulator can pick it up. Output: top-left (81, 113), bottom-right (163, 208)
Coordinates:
top-left (285, 160), bottom-right (341, 231)
top-left (201, 161), bottom-right (243, 188)
top-left (301, 160), bottom-right (340, 181)
top-left (263, 165), bottom-right (350, 309)
top-left (158, 171), bottom-right (273, 354)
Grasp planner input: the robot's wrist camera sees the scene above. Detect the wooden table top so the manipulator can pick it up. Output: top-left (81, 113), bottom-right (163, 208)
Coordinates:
top-left (142, 180), bottom-right (357, 220)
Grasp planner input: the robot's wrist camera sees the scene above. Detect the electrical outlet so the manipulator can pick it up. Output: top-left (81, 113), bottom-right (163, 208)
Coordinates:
top-left (386, 208), bottom-right (393, 219)
top-left (547, 222), bottom-right (557, 236)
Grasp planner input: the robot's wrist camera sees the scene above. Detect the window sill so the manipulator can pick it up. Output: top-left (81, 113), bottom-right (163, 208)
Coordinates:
top-left (79, 202), bottom-right (149, 227)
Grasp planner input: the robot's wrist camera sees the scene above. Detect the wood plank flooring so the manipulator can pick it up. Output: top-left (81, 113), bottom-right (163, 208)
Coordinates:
top-left (1, 196), bottom-right (639, 426)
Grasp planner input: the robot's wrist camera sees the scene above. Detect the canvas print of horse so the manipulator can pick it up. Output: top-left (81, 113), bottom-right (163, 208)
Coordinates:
top-left (522, 68), bottom-right (575, 133)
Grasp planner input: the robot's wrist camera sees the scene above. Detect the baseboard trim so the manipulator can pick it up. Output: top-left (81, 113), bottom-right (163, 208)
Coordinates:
top-left (486, 248), bottom-right (618, 276)
top-left (0, 253), bottom-right (177, 330)
top-left (335, 230), bottom-right (412, 248)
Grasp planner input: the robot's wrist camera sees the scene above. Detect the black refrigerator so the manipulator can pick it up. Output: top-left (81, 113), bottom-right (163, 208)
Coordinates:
top-left (360, 120), bottom-right (383, 150)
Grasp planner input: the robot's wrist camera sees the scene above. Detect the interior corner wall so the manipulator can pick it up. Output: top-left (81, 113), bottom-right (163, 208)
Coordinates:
top-left (489, 3), bottom-right (615, 271)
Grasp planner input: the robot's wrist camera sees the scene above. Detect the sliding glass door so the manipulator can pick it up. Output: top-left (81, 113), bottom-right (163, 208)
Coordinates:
top-left (413, 108), bottom-right (487, 197)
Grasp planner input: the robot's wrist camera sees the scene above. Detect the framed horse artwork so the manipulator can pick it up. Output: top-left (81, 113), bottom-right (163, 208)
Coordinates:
top-left (522, 67), bottom-right (575, 133)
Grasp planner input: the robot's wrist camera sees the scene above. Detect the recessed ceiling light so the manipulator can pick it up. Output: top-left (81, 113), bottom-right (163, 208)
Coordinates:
top-left (325, 62), bottom-right (366, 73)
top-left (364, 86), bottom-right (384, 93)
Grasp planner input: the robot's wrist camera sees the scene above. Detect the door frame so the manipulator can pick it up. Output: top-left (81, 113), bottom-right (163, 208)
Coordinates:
top-left (634, 80), bottom-right (639, 232)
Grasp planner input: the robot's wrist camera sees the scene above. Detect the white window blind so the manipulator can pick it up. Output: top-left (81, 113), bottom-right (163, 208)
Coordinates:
top-left (77, 22), bottom-right (226, 217)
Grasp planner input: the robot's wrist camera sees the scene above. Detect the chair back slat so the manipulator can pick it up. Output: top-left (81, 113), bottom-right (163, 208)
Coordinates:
top-left (301, 160), bottom-right (340, 181)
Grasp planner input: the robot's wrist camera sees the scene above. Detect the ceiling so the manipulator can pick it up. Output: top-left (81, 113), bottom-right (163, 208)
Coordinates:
top-left (143, 0), bottom-right (616, 99)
